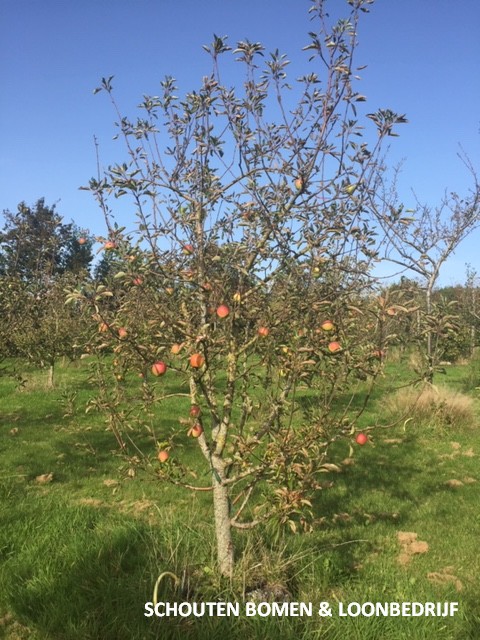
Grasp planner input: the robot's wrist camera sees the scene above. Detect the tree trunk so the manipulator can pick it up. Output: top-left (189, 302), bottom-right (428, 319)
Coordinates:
top-left (425, 285), bottom-right (434, 383)
top-left (48, 361), bottom-right (55, 388)
top-left (211, 455), bottom-right (234, 578)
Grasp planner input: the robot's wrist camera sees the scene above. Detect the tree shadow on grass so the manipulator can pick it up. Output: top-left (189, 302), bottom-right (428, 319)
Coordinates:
top-left (310, 432), bottom-right (446, 538)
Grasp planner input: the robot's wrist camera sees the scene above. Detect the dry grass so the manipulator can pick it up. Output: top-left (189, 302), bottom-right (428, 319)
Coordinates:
top-left (384, 384), bottom-right (475, 430)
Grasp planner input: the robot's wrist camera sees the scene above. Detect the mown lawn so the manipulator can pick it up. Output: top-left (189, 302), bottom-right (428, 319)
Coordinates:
top-left (0, 357), bottom-right (479, 639)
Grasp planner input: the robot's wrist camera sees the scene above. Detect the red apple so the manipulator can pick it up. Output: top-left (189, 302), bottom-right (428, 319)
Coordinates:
top-left (151, 361), bottom-right (167, 376)
top-left (321, 320), bottom-right (335, 332)
top-left (189, 353), bottom-right (205, 368)
top-left (118, 327), bottom-right (128, 339)
top-left (386, 307), bottom-right (397, 316)
top-left (78, 237), bottom-right (87, 245)
top-left (258, 326), bottom-right (270, 338)
top-left (216, 304), bottom-right (230, 319)
top-left (328, 341), bottom-right (342, 353)
top-left (157, 450), bottom-right (169, 463)
top-left (189, 422), bottom-right (204, 438)
top-left (104, 240), bottom-right (117, 251)
top-left (294, 177), bottom-right (304, 191)
top-left (355, 432), bottom-right (368, 446)
top-left (132, 277), bottom-right (143, 286)
top-left (189, 404), bottom-right (202, 418)
top-left (98, 322), bottom-right (109, 333)
top-left (182, 243), bottom-right (194, 255)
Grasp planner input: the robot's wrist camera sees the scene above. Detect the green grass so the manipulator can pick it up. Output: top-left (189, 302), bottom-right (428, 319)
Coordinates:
top-left (1, 358), bottom-right (479, 639)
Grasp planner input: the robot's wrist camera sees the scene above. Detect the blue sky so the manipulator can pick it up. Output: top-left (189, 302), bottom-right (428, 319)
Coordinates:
top-left (1, 0), bottom-right (479, 285)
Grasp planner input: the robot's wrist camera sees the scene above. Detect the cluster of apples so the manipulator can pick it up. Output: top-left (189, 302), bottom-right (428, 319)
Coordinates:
top-left (319, 319), bottom-right (342, 353)
top-left (157, 404), bottom-right (204, 463)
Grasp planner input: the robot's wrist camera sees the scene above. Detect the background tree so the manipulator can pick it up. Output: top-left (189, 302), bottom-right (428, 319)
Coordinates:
top-left (0, 199), bottom-right (93, 284)
top-left (71, 0), bottom-right (407, 577)
top-left (0, 199), bottom-right (95, 383)
top-left (370, 164), bottom-right (480, 381)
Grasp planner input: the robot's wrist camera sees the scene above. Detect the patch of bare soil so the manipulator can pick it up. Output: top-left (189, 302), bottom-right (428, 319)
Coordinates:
top-left (120, 499), bottom-right (157, 517)
top-left (396, 531), bottom-right (429, 566)
top-left (76, 497), bottom-right (158, 521)
top-left (78, 498), bottom-right (104, 507)
top-left (0, 612), bottom-right (32, 639)
top-left (443, 475), bottom-right (476, 487)
top-left (427, 567), bottom-right (463, 592)
top-left (444, 479), bottom-right (464, 488)
top-left (103, 479), bottom-right (120, 488)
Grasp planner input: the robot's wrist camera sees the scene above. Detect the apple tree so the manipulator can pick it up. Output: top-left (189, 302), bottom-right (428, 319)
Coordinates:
top-left (71, 0), bottom-right (408, 577)
top-left (0, 199), bottom-right (95, 384)
top-left (369, 160), bottom-right (480, 381)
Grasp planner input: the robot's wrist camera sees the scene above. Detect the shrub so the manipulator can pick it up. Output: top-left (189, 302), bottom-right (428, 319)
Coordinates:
top-left (384, 384), bottom-right (475, 430)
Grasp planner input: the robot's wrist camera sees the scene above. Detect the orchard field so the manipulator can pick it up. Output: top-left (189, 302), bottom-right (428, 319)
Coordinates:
top-left (1, 354), bottom-right (479, 640)
top-left (2, 1), bottom-right (480, 638)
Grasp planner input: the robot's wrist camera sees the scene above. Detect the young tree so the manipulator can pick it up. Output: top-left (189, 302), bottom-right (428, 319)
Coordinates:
top-left (369, 161), bottom-right (480, 381)
top-left (72, 0), bottom-right (407, 577)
